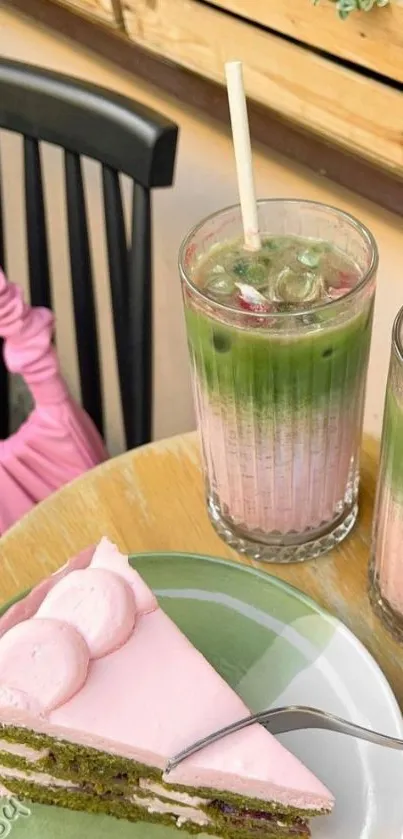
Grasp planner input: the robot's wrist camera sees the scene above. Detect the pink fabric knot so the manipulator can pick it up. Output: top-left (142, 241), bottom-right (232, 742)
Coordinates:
top-left (0, 271), bottom-right (29, 339)
top-left (0, 271), bottom-right (67, 404)
top-left (0, 270), bottom-right (109, 535)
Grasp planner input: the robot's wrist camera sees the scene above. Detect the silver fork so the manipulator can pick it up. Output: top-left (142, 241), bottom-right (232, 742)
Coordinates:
top-left (165, 706), bottom-right (403, 773)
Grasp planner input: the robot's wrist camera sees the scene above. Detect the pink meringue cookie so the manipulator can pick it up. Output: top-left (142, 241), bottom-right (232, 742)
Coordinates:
top-left (0, 547), bottom-right (95, 639)
top-left (0, 619), bottom-right (89, 712)
top-left (0, 685), bottom-right (45, 718)
top-left (36, 568), bottom-right (136, 658)
top-left (91, 538), bottom-right (157, 615)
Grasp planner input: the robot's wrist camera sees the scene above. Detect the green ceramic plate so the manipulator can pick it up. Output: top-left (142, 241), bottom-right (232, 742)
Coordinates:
top-left (1, 552), bottom-right (403, 839)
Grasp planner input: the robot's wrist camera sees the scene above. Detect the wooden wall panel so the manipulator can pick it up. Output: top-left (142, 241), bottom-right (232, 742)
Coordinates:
top-left (206, 0), bottom-right (403, 84)
top-left (121, 0), bottom-right (403, 175)
top-left (56, 0), bottom-right (119, 25)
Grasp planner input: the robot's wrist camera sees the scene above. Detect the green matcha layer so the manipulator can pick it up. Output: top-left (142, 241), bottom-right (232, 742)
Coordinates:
top-left (378, 384), bottom-right (403, 497)
top-left (0, 726), bottom-right (322, 823)
top-left (0, 726), bottom-right (327, 838)
top-left (185, 302), bottom-right (373, 414)
top-left (0, 778), bottom-right (311, 839)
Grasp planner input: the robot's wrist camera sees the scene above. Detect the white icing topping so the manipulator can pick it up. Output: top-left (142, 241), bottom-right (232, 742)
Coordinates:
top-left (36, 568), bottom-right (136, 659)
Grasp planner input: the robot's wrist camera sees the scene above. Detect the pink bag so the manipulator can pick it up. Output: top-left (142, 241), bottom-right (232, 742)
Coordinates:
top-left (0, 271), bottom-right (108, 535)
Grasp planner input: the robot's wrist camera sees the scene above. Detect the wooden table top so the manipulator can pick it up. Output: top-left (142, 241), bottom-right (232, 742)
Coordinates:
top-left (0, 431), bottom-right (401, 706)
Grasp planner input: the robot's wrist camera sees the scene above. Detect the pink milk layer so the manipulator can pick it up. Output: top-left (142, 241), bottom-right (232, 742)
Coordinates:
top-left (372, 483), bottom-right (403, 615)
top-left (0, 538), bottom-right (333, 813)
top-left (195, 384), bottom-right (358, 534)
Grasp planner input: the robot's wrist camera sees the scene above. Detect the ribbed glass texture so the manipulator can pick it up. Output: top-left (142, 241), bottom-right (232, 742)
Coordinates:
top-left (369, 306), bottom-right (403, 635)
top-left (180, 201), bottom-right (377, 562)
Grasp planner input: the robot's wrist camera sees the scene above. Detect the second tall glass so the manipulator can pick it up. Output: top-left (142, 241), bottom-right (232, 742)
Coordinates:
top-left (369, 306), bottom-right (403, 638)
top-left (180, 200), bottom-right (378, 562)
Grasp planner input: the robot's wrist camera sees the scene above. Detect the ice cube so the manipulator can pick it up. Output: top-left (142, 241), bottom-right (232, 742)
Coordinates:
top-left (245, 262), bottom-right (267, 287)
top-left (297, 249), bottom-right (321, 269)
top-left (206, 273), bottom-right (235, 297)
top-left (275, 267), bottom-right (324, 304)
top-left (230, 252), bottom-right (269, 288)
top-left (232, 258), bottom-right (249, 277)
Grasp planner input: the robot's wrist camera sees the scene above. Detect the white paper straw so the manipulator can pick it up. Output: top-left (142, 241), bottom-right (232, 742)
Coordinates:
top-left (225, 61), bottom-right (261, 251)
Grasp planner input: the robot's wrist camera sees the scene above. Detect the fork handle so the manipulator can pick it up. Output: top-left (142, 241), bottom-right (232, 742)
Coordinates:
top-left (258, 706), bottom-right (403, 750)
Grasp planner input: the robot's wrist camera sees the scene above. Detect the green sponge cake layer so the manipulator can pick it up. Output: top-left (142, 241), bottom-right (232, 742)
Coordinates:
top-left (0, 726), bottom-right (321, 826)
top-left (0, 731), bottom-right (314, 838)
top-left (0, 779), bottom-right (311, 839)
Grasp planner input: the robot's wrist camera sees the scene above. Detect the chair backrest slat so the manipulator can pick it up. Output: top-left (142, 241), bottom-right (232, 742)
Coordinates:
top-left (64, 149), bottom-right (103, 436)
top-left (102, 165), bottom-right (132, 443)
top-left (24, 137), bottom-right (52, 309)
top-left (0, 59), bottom-right (178, 449)
top-left (127, 183), bottom-right (152, 448)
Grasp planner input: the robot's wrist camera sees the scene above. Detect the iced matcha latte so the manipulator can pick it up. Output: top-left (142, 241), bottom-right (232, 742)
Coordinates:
top-left (180, 200), bottom-right (377, 561)
top-left (370, 307), bottom-right (403, 636)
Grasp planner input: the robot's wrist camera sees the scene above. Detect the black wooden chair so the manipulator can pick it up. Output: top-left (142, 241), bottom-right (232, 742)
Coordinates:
top-left (0, 58), bottom-right (178, 450)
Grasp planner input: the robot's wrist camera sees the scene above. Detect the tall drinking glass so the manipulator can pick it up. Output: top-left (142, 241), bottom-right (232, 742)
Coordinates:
top-left (180, 200), bottom-right (377, 562)
top-left (369, 306), bottom-right (403, 638)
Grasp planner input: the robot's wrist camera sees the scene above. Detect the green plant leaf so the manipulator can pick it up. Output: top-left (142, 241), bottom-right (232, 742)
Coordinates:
top-left (312, 0), bottom-right (389, 16)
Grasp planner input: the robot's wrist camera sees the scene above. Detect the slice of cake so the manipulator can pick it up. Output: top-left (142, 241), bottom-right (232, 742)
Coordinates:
top-left (0, 538), bottom-right (334, 837)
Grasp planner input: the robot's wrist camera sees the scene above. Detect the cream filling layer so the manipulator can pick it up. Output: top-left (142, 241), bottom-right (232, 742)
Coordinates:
top-left (0, 765), bottom-right (76, 788)
top-left (0, 766), bottom-right (211, 827)
top-left (139, 778), bottom-right (209, 807)
top-left (130, 792), bottom-right (211, 827)
top-left (0, 740), bottom-right (49, 762)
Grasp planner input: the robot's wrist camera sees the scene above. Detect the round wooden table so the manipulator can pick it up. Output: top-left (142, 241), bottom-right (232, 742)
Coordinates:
top-left (1, 432), bottom-right (401, 706)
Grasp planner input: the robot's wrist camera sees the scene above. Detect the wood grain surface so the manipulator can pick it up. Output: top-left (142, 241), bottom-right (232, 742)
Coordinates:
top-left (55, 0), bottom-right (119, 24)
top-left (11, 0), bottom-right (403, 209)
top-left (207, 0), bottom-right (403, 85)
top-left (121, 0), bottom-right (403, 175)
top-left (0, 431), bottom-right (401, 706)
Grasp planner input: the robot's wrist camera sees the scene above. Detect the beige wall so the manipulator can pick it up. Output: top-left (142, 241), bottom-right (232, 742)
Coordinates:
top-left (0, 7), bottom-right (402, 454)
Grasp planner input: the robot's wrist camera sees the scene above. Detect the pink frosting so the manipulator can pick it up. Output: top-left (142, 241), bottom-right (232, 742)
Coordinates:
top-left (90, 538), bottom-right (157, 614)
top-left (0, 539), bottom-right (334, 812)
top-left (36, 568), bottom-right (136, 658)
